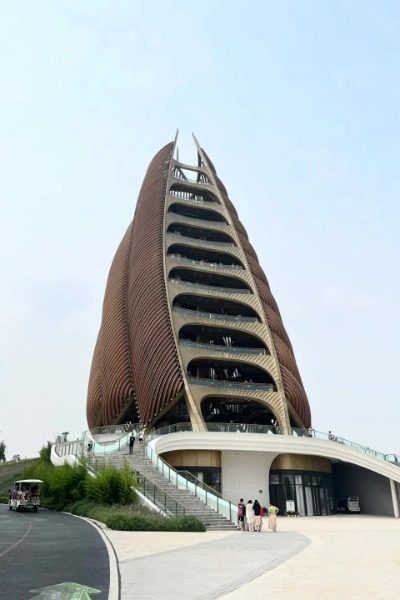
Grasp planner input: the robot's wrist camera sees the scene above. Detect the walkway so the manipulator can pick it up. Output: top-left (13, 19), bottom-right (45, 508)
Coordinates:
top-left (105, 516), bottom-right (400, 600)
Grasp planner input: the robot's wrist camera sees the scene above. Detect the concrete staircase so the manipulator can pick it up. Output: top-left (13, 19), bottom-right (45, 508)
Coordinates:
top-left (95, 445), bottom-right (236, 531)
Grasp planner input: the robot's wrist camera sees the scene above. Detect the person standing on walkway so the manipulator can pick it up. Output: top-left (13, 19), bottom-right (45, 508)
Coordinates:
top-left (129, 433), bottom-right (135, 454)
top-left (138, 429), bottom-right (145, 446)
top-left (253, 499), bottom-right (261, 531)
top-left (246, 500), bottom-right (255, 532)
top-left (268, 503), bottom-right (279, 532)
top-left (237, 498), bottom-right (246, 530)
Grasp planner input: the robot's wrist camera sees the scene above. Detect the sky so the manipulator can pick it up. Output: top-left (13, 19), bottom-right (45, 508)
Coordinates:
top-left (0, 1), bottom-right (399, 459)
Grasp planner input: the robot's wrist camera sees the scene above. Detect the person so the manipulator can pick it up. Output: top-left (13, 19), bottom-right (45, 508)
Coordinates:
top-left (87, 441), bottom-right (93, 454)
top-left (129, 433), bottom-right (135, 454)
top-left (260, 505), bottom-right (267, 531)
top-left (138, 429), bottom-right (145, 446)
top-left (268, 503), bottom-right (279, 532)
top-left (328, 430), bottom-right (337, 441)
top-left (253, 499), bottom-right (261, 531)
top-left (246, 500), bottom-right (255, 532)
top-left (237, 498), bottom-right (246, 530)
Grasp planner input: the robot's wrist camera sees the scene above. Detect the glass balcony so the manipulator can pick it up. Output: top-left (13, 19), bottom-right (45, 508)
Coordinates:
top-left (168, 254), bottom-right (243, 271)
top-left (188, 377), bottom-right (275, 391)
top-left (180, 339), bottom-right (266, 355)
top-left (173, 307), bottom-right (259, 324)
top-left (170, 279), bottom-right (251, 295)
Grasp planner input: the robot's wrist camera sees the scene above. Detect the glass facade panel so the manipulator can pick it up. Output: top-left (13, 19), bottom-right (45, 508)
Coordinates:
top-left (269, 470), bottom-right (334, 517)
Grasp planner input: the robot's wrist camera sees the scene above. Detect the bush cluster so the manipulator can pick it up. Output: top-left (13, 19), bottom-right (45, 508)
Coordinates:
top-left (105, 513), bottom-right (205, 532)
top-left (20, 448), bottom-right (205, 532)
top-left (22, 459), bottom-right (137, 511)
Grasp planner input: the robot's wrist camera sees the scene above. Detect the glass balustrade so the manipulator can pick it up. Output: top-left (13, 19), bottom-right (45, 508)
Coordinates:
top-left (146, 443), bottom-right (236, 522)
top-left (188, 377), bottom-right (274, 390)
top-left (170, 279), bottom-right (251, 295)
top-left (180, 339), bottom-right (266, 355)
top-left (168, 254), bottom-right (243, 271)
top-left (174, 307), bottom-right (259, 324)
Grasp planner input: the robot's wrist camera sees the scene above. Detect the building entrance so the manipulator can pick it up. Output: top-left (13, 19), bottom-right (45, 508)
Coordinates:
top-left (269, 470), bottom-right (334, 516)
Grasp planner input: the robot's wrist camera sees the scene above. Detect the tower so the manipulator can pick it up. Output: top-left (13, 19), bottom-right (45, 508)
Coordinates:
top-left (87, 136), bottom-right (311, 433)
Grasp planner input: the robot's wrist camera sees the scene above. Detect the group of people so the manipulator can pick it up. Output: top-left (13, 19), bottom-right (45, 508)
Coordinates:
top-left (237, 499), bottom-right (279, 532)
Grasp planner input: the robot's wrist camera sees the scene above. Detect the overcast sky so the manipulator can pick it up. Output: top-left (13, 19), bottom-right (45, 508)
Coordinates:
top-left (1, 1), bottom-right (399, 459)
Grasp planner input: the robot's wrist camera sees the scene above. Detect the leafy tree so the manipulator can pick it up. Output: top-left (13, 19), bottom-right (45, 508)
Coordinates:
top-left (0, 441), bottom-right (6, 462)
top-left (39, 442), bottom-right (52, 464)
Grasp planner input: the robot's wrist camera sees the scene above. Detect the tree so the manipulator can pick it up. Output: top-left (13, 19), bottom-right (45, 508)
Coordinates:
top-left (39, 442), bottom-right (52, 464)
top-left (0, 441), bottom-right (6, 462)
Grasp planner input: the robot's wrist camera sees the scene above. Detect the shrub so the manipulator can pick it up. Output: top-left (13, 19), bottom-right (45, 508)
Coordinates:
top-left (85, 464), bottom-right (137, 505)
top-left (105, 512), bottom-right (205, 532)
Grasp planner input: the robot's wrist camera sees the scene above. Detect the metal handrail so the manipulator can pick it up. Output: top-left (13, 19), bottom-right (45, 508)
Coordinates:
top-left (147, 422), bottom-right (400, 468)
top-left (87, 455), bottom-right (185, 517)
top-left (168, 254), bottom-right (243, 271)
top-left (170, 279), bottom-right (251, 295)
top-left (55, 422), bottom-right (400, 471)
top-left (180, 339), bottom-right (266, 355)
top-left (178, 470), bottom-right (223, 498)
top-left (136, 473), bottom-right (186, 516)
top-left (189, 377), bottom-right (275, 391)
top-left (173, 307), bottom-right (259, 324)
top-left (146, 443), bottom-right (236, 522)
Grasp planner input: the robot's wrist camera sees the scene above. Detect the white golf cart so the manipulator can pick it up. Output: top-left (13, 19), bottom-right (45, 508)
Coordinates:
top-left (9, 479), bottom-right (43, 512)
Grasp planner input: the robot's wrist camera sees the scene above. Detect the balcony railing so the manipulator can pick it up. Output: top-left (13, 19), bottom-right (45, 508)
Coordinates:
top-left (174, 306), bottom-right (259, 324)
top-left (180, 339), bottom-right (267, 355)
top-left (147, 422), bottom-right (400, 468)
top-left (170, 279), bottom-right (251, 295)
top-left (168, 254), bottom-right (243, 271)
top-left (189, 377), bottom-right (275, 391)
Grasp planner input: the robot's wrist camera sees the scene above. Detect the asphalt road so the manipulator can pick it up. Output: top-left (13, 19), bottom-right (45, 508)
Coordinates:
top-left (0, 503), bottom-right (110, 599)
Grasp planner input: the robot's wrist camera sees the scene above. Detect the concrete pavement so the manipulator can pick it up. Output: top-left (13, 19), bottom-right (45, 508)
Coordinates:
top-left (105, 516), bottom-right (400, 600)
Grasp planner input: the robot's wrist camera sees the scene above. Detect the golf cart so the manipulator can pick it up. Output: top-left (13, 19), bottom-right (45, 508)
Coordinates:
top-left (9, 479), bottom-right (43, 512)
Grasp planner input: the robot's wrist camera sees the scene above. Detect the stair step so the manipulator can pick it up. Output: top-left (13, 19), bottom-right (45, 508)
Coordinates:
top-left (97, 448), bottom-right (235, 530)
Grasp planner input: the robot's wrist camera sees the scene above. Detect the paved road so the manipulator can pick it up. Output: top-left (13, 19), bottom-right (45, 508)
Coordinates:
top-left (118, 530), bottom-right (309, 600)
top-left (0, 504), bottom-right (110, 599)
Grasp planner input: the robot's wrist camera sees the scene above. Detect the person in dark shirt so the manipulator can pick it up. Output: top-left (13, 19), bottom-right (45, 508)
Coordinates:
top-left (253, 499), bottom-right (261, 531)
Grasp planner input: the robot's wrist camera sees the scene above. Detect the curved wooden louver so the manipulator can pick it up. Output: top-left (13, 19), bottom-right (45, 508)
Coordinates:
top-left (202, 149), bottom-right (311, 428)
top-left (87, 139), bottom-right (311, 430)
top-left (87, 143), bottom-right (184, 428)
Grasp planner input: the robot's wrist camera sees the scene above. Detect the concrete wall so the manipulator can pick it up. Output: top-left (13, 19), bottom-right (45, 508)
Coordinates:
top-left (221, 450), bottom-right (276, 507)
top-left (332, 463), bottom-right (394, 516)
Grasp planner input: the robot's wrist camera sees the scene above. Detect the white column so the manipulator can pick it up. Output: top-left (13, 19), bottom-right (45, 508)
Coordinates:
top-left (390, 479), bottom-right (399, 518)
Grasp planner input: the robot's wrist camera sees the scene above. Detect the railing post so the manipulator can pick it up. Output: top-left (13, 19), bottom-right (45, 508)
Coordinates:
top-left (206, 489), bottom-right (208, 505)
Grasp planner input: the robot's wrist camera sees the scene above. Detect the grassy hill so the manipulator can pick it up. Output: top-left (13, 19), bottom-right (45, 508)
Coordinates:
top-left (0, 459), bottom-right (39, 500)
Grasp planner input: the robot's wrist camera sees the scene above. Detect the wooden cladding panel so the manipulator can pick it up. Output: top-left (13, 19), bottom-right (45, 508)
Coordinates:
top-left (202, 149), bottom-right (311, 428)
top-left (87, 142), bottom-right (184, 428)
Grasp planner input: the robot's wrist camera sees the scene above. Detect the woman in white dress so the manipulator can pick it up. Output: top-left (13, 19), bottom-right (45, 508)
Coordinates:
top-left (246, 500), bottom-right (255, 532)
